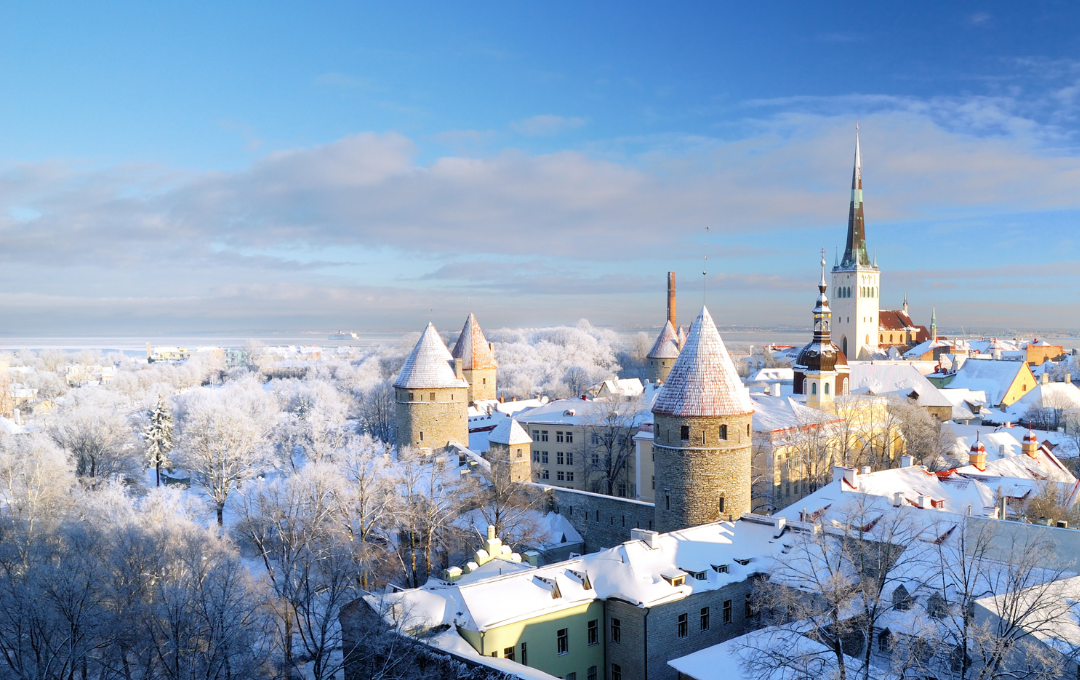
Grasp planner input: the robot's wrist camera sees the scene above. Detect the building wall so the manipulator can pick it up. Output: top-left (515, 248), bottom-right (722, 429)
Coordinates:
top-left (458, 600), bottom-right (605, 680)
top-left (653, 413), bottom-right (753, 534)
top-left (546, 485), bottom-right (655, 553)
top-left (486, 441), bottom-right (532, 483)
top-left (647, 357), bottom-right (676, 384)
top-left (519, 420), bottom-right (638, 497)
top-left (634, 433), bottom-right (656, 502)
top-left (831, 267), bottom-right (880, 357)
top-left (606, 577), bottom-right (760, 680)
top-left (394, 386), bottom-right (469, 452)
top-left (464, 366), bottom-right (497, 402)
top-left (1001, 365), bottom-right (1038, 407)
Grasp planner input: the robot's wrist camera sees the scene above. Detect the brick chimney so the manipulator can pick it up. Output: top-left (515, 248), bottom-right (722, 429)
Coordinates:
top-left (969, 437), bottom-right (986, 471)
top-left (1022, 430), bottom-right (1039, 459)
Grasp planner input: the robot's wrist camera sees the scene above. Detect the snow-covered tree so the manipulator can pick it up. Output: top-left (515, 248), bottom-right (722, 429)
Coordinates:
top-left (144, 394), bottom-right (174, 487)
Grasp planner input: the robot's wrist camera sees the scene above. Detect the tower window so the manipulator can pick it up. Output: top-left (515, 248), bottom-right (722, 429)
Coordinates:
top-left (419, 431), bottom-right (424, 442)
top-left (824, 383), bottom-right (830, 395)
top-left (482, 378), bottom-right (486, 384)
top-left (747, 424), bottom-right (750, 436)
top-left (408, 392), bottom-right (414, 400)
top-left (719, 424), bottom-right (727, 440)
top-left (811, 383), bottom-right (817, 395)
top-left (666, 493), bottom-right (670, 510)
top-left (429, 392), bottom-right (435, 401)
top-left (719, 497), bottom-right (725, 513)
top-left (680, 426), bottom-right (690, 441)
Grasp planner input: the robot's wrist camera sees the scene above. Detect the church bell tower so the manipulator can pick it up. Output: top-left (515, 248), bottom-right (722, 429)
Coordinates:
top-left (831, 124), bottom-right (880, 360)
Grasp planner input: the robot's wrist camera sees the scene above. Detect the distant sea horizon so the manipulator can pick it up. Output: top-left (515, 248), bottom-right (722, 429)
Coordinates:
top-left (0, 326), bottom-right (1078, 355)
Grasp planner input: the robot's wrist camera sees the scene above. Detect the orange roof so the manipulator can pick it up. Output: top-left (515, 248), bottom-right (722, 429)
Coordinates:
top-left (452, 313), bottom-right (498, 370)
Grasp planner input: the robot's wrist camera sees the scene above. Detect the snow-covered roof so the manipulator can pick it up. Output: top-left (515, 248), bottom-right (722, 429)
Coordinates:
top-left (488, 419), bottom-right (532, 446)
top-left (596, 378), bottom-right (644, 398)
top-left (1011, 382), bottom-right (1080, 412)
top-left (847, 363), bottom-right (953, 408)
top-left (748, 367), bottom-right (794, 383)
top-left (939, 388), bottom-right (988, 409)
top-left (668, 627), bottom-right (863, 680)
top-left (653, 306), bottom-right (753, 418)
top-left (514, 397), bottom-right (653, 427)
top-left (949, 426), bottom-right (1077, 485)
top-left (750, 394), bottom-right (840, 434)
top-left (451, 313), bottom-right (498, 371)
top-left (393, 323), bottom-right (470, 390)
top-left (939, 358), bottom-right (1029, 406)
top-left (647, 320), bottom-right (681, 359)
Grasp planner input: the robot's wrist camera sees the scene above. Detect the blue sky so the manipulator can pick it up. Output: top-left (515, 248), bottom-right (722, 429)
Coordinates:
top-left (1, 2), bottom-right (1080, 334)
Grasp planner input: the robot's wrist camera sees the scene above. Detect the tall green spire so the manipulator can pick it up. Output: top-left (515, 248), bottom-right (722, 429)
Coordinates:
top-left (840, 123), bottom-right (872, 268)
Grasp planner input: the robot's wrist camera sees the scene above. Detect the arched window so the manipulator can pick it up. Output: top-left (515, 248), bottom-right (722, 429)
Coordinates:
top-left (824, 383), bottom-right (830, 395)
top-left (803, 379), bottom-right (808, 393)
top-left (811, 383), bottom-right (817, 395)
top-left (865, 334), bottom-right (870, 344)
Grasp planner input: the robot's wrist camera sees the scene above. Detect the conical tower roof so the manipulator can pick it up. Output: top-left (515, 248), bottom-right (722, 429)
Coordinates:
top-left (393, 323), bottom-right (470, 389)
top-left (647, 320), bottom-right (681, 360)
top-left (452, 313), bottom-right (498, 370)
top-left (677, 325), bottom-right (687, 348)
top-left (652, 307), bottom-right (754, 417)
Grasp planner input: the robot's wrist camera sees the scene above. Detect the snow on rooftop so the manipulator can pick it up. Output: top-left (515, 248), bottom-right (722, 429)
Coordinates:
top-left (750, 394), bottom-right (839, 434)
top-left (948, 358), bottom-right (1027, 405)
top-left (748, 367), bottom-right (794, 383)
top-left (488, 418), bottom-right (532, 446)
top-left (653, 306), bottom-right (753, 418)
top-left (647, 320), bottom-right (681, 359)
top-left (393, 323), bottom-right (470, 390)
top-left (668, 627), bottom-right (863, 680)
top-left (848, 363), bottom-right (952, 407)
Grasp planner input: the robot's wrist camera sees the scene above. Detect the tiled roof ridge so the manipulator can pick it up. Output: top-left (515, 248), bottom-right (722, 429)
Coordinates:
top-left (393, 323), bottom-right (470, 389)
top-left (652, 306), bottom-right (754, 417)
top-left (452, 313), bottom-right (498, 370)
top-left (647, 320), bottom-right (681, 359)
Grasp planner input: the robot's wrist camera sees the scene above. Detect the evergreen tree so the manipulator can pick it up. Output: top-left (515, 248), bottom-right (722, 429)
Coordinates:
top-left (144, 394), bottom-right (174, 487)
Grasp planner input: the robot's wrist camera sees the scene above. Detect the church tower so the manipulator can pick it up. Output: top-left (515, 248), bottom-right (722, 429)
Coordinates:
top-left (451, 313), bottom-right (498, 403)
top-left (394, 323), bottom-right (470, 452)
top-left (831, 125), bottom-right (880, 359)
top-left (652, 307), bottom-right (754, 533)
top-left (793, 250), bottom-right (849, 409)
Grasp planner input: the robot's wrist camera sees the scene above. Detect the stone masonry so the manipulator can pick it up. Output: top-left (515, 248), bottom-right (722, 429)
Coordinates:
top-left (546, 486), bottom-right (655, 553)
top-left (486, 440), bottom-right (532, 483)
top-left (606, 576), bottom-right (760, 680)
top-left (647, 356), bottom-right (676, 384)
top-left (394, 385), bottom-right (469, 452)
top-left (653, 412), bottom-right (753, 533)
top-left (463, 366), bottom-right (497, 402)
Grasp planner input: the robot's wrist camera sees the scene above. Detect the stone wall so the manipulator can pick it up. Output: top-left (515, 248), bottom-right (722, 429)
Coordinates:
top-left (606, 576), bottom-right (760, 680)
top-left (485, 441), bottom-right (532, 483)
top-left (395, 386), bottom-right (469, 452)
top-left (653, 412), bottom-right (753, 533)
top-left (540, 485), bottom-right (655, 553)
top-left (463, 367), bottom-right (497, 402)
top-left (647, 357), bottom-right (676, 384)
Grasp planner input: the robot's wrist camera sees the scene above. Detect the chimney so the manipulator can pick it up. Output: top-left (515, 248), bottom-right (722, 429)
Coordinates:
top-left (773, 516), bottom-right (786, 538)
top-left (667, 272), bottom-right (677, 328)
top-left (860, 465), bottom-right (871, 475)
top-left (1022, 430), bottom-right (1039, 458)
top-left (969, 437), bottom-right (986, 471)
top-left (900, 455), bottom-right (913, 468)
top-left (770, 383), bottom-right (782, 397)
top-left (454, 358), bottom-right (464, 379)
top-left (893, 492), bottom-right (903, 507)
top-left (1042, 372), bottom-right (1049, 385)
top-left (833, 466), bottom-right (857, 488)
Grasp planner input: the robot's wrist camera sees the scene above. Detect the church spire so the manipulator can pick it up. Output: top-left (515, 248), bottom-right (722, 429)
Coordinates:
top-left (840, 122), bottom-right (872, 268)
top-left (813, 248), bottom-right (832, 343)
top-left (931, 306), bottom-right (938, 342)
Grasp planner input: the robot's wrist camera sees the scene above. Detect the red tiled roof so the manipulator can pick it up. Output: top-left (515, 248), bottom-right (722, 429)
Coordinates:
top-left (452, 313), bottom-right (498, 371)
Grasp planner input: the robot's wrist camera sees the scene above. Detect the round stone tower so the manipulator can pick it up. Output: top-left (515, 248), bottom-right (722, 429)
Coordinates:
top-left (652, 306), bottom-right (755, 533)
top-left (646, 320), bottom-right (681, 384)
top-left (393, 323), bottom-right (470, 453)
top-left (451, 313), bottom-right (498, 403)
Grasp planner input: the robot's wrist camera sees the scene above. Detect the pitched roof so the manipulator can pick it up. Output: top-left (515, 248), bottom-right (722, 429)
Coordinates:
top-left (451, 313), bottom-right (498, 371)
top-left (947, 358), bottom-right (1028, 405)
top-left (879, 309), bottom-right (917, 332)
top-left (848, 364), bottom-right (953, 408)
top-left (488, 418), bottom-right (532, 446)
top-left (393, 323), bottom-right (470, 390)
top-left (653, 306), bottom-right (754, 418)
top-left (647, 320), bottom-right (681, 359)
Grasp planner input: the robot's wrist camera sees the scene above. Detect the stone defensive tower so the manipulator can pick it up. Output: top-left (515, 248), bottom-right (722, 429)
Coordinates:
top-left (393, 323), bottom-right (470, 452)
top-left (652, 307), bottom-right (755, 533)
top-left (485, 418), bottom-right (533, 484)
top-left (646, 320), bottom-right (680, 384)
top-left (451, 313), bottom-right (498, 403)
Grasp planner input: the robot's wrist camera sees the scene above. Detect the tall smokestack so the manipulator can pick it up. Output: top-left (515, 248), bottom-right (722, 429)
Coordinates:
top-left (667, 272), bottom-right (676, 328)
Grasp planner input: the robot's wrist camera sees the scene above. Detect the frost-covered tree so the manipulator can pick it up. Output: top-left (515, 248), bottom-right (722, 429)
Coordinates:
top-left (48, 388), bottom-right (140, 484)
top-left (144, 394), bottom-right (174, 487)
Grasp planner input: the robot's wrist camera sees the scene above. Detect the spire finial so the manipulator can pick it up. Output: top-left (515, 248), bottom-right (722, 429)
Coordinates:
top-left (819, 247), bottom-right (827, 292)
